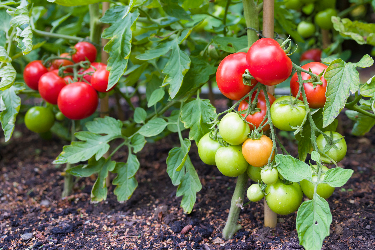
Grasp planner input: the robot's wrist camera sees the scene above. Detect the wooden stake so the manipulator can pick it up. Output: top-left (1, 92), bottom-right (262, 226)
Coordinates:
top-left (322, 29), bottom-right (330, 49)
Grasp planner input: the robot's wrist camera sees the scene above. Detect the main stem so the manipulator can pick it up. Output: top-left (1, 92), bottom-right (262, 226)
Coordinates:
top-left (222, 0), bottom-right (259, 240)
top-left (62, 121), bottom-right (75, 198)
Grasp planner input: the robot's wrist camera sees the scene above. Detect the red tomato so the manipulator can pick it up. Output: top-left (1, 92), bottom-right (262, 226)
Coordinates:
top-left (216, 52), bottom-right (256, 100)
top-left (48, 64), bottom-right (57, 71)
top-left (80, 62), bottom-right (106, 83)
top-left (23, 60), bottom-right (49, 90)
top-left (247, 38), bottom-right (292, 86)
top-left (290, 62), bottom-right (328, 109)
top-left (38, 72), bottom-right (67, 105)
top-left (52, 53), bottom-right (74, 72)
top-left (58, 82), bottom-right (98, 120)
top-left (72, 42), bottom-right (97, 63)
top-left (91, 67), bottom-right (114, 92)
top-left (300, 49), bottom-right (322, 62)
top-left (63, 75), bottom-right (74, 83)
top-left (238, 90), bottom-right (275, 131)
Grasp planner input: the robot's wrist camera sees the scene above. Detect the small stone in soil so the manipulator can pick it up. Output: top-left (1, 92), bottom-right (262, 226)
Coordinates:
top-left (21, 233), bottom-right (33, 240)
top-left (40, 200), bottom-right (50, 207)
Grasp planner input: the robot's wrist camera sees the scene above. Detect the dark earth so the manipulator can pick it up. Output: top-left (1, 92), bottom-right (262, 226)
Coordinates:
top-left (0, 100), bottom-right (374, 250)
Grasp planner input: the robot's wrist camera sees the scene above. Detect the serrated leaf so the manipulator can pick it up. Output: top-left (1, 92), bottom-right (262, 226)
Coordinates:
top-left (134, 107), bottom-right (147, 124)
top-left (112, 154), bottom-right (140, 202)
top-left (176, 157), bottom-right (202, 214)
top-left (360, 76), bottom-right (375, 98)
top-left (159, 0), bottom-right (192, 21)
top-left (346, 110), bottom-right (375, 136)
top-left (181, 98), bottom-right (216, 142)
top-left (356, 54), bottom-right (374, 68)
top-left (167, 138), bottom-right (191, 185)
top-left (91, 158), bottom-right (116, 202)
top-left (138, 118), bottom-right (167, 137)
top-left (0, 63), bottom-right (16, 90)
top-left (311, 151), bottom-right (320, 162)
top-left (323, 167), bottom-right (353, 187)
top-left (50, 13), bottom-right (71, 32)
top-left (101, 6), bottom-right (139, 90)
top-left (0, 84), bottom-right (22, 141)
top-left (136, 40), bottom-right (174, 60)
top-left (167, 109), bottom-right (185, 133)
top-left (332, 17), bottom-right (375, 46)
top-left (131, 134), bottom-right (146, 153)
top-left (0, 46), bottom-right (11, 63)
top-left (162, 39), bottom-right (191, 98)
top-left (147, 88), bottom-right (165, 107)
top-left (212, 36), bottom-right (248, 53)
top-left (275, 154), bottom-right (312, 182)
top-left (54, 117), bottom-right (123, 164)
top-left (296, 195), bottom-right (332, 250)
top-left (124, 62), bottom-right (148, 87)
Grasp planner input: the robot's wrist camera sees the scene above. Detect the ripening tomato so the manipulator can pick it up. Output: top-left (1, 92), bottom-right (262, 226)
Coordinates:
top-left (25, 106), bottom-right (55, 133)
top-left (242, 135), bottom-right (274, 167)
top-left (316, 131), bottom-right (347, 163)
top-left (91, 67), bottom-right (114, 92)
top-left (23, 60), bottom-right (49, 90)
top-left (247, 184), bottom-right (264, 202)
top-left (290, 62), bottom-right (328, 109)
top-left (300, 48), bottom-right (322, 62)
top-left (216, 52), bottom-right (256, 100)
top-left (38, 72), bottom-right (67, 105)
top-left (57, 82), bottom-right (98, 120)
top-left (198, 132), bottom-right (221, 165)
top-left (270, 96), bottom-right (306, 131)
top-left (238, 90), bottom-right (275, 131)
top-left (219, 112), bottom-right (250, 145)
top-left (52, 53), bottom-right (74, 72)
top-left (215, 145), bottom-right (248, 177)
top-left (247, 38), bottom-right (293, 86)
top-left (72, 41), bottom-right (97, 63)
top-left (80, 62), bottom-right (106, 83)
top-left (265, 181), bottom-right (303, 215)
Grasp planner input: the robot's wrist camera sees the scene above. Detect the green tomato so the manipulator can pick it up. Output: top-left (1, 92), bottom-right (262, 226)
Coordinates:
top-left (300, 0), bottom-right (317, 3)
top-left (297, 21), bottom-right (316, 38)
top-left (247, 184), bottom-right (264, 202)
top-left (270, 96), bottom-right (306, 131)
top-left (300, 165), bottom-right (334, 199)
top-left (215, 145), bottom-right (248, 177)
top-left (315, 8), bottom-right (338, 30)
top-left (55, 111), bottom-right (65, 121)
top-left (219, 112), bottom-right (250, 145)
top-left (315, 0), bottom-right (336, 11)
top-left (198, 133), bottom-right (221, 165)
top-left (25, 106), bottom-right (55, 133)
top-left (317, 131), bottom-right (347, 163)
top-left (284, 0), bottom-right (303, 10)
top-left (265, 181), bottom-right (303, 215)
top-left (247, 165), bottom-right (262, 182)
top-left (261, 168), bottom-right (279, 185)
top-left (350, 5), bottom-right (366, 18)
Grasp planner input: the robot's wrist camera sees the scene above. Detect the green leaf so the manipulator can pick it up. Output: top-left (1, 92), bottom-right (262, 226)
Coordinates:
top-left (50, 13), bottom-right (71, 32)
top-left (167, 110), bottom-right (185, 133)
top-left (131, 134), bottom-right (146, 153)
top-left (212, 36), bottom-right (248, 53)
top-left (91, 158), bottom-right (116, 202)
top-left (50, 122), bottom-right (71, 141)
top-left (176, 157), bottom-right (202, 214)
top-left (136, 40), bottom-right (174, 60)
top-left (124, 62), bottom-right (148, 87)
top-left (146, 74), bottom-right (162, 102)
top-left (134, 107), bottom-right (147, 124)
top-left (101, 6), bottom-right (139, 90)
top-left (356, 54), bottom-right (374, 68)
top-left (47, 0), bottom-right (102, 6)
top-left (147, 88), bottom-right (165, 107)
top-left (275, 2), bottom-right (304, 43)
top-left (112, 153), bottom-right (140, 202)
top-left (0, 63), bottom-right (16, 90)
top-left (323, 167), bottom-right (353, 187)
top-left (275, 154), bottom-right (312, 182)
top-left (297, 195), bottom-right (332, 250)
top-left (345, 109), bottom-right (375, 136)
top-left (138, 118), bottom-right (167, 137)
top-left (311, 151), bottom-right (320, 162)
top-left (332, 17), bottom-right (375, 46)
top-left (182, 0), bottom-right (204, 9)
top-left (66, 160), bottom-right (102, 177)
top-left (7, 0), bottom-right (33, 54)
top-left (162, 39), bottom-right (191, 98)
top-left (0, 46), bottom-right (11, 63)
top-left (360, 76), bottom-right (375, 98)
top-left (54, 117), bottom-right (123, 164)
top-left (0, 84), bottom-right (22, 142)
top-left (167, 138), bottom-right (191, 185)
top-left (181, 98), bottom-right (216, 142)
top-left (159, 0), bottom-right (192, 20)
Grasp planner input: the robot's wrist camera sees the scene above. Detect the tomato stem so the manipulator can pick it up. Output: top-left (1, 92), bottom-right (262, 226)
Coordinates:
top-left (223, 0), bottom-right (231, 36)
top-left (292, 62), bottom-right (321, 83)
top-left (62, 120), bottom-right (75, 198)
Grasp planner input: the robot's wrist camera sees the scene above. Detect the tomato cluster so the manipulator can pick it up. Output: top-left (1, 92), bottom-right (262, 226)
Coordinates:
top-left (23, 41), bottom-right (116, 132)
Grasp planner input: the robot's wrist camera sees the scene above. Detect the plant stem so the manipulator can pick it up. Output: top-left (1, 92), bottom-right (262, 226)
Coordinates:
top-left (222, 172), bottom-right (248, 240)
top-left (115, 87), bottom-right (136, 110)
top-left (62, 120), bottom-right (75, 198)
top-left (292, 62), bottom-right (320, 82)
top-left (243, 0), bottom-right (259, 47)
top-left (32, 28), bottom-right (82, 42)
top-left (89, 3), bottom-right (102, 46)
top-left (223, 0), bottom-right (231, 36)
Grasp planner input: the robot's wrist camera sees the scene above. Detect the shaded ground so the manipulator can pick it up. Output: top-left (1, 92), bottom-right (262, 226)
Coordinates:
top-left (0, 109), bottom-right (374, 250)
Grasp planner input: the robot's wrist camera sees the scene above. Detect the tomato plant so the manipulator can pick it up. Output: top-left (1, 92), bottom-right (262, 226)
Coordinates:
top-left (247, 184), bottom-right (264, 202)
top-left (38, 72), bottom-right (67, 105)
top-left (91, 67), bottom-right (114, 92)
top-left (52, 53), bottom-right (74, 72)
top-left (247, 165), bottom-right (262, 182)
top-left (265, 181), bottom-right (303, 215)
top-left (72, 41), bottom-right (97, 63)
top-left (25, 106), bottom-right (55, 133)
top-left (271, 96), bottom-right (306, 131)
top-left (80, 62), bottom-right (106, 83)
top-left (300, 166), bottom-right (335, 199)
top-left (261, 167), bottom-right (279, 185)
top-left (315, 8), bottom-right (338, 30)
top-left (297, 21), bottom-right (315, 38)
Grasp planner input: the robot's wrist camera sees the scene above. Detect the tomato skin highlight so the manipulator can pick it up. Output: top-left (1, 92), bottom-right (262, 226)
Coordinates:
top-left (300, 48), bottom-right (322, 62)
top-left (316, 131), bottom-right (347, 163)
top-left (23, 60), bottom-right (49, 90)
top-left (198, 133), bottom-right (221, 165)
top-left (219, 112), bottom-right (250, 145)
top-left (242, 135), bottom-right (274, 167)
top-left (238, 90), bottom-right (275, 132)
top-left (91, 67), bottom-right (114, 92)
top-left (52, 53), bottom-right (74, 72)
top-left (271, 96), bottom-right (307, 131)
top-left (247, 38), bottom-right (293, 86)
top-left (72, 41), bottom-right (97, 63)
top-left (57, 82), bottom-right (98, 120)
top-left (38, 72), bottom-right (67, 105)
top-left (290, 62), bottom-right (328, 109)
top-left (265, 181), bottom-right (303, 215)
top-left (215, 145), bottom-right (248, 177)
top-left (25, 106), bottom-right (55, 133)
top-left (216, 52), bottom-right (256, 100)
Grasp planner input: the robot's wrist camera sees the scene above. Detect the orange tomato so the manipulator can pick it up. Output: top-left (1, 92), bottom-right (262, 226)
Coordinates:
top-left (242, 135), bottom-right (274, 167)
